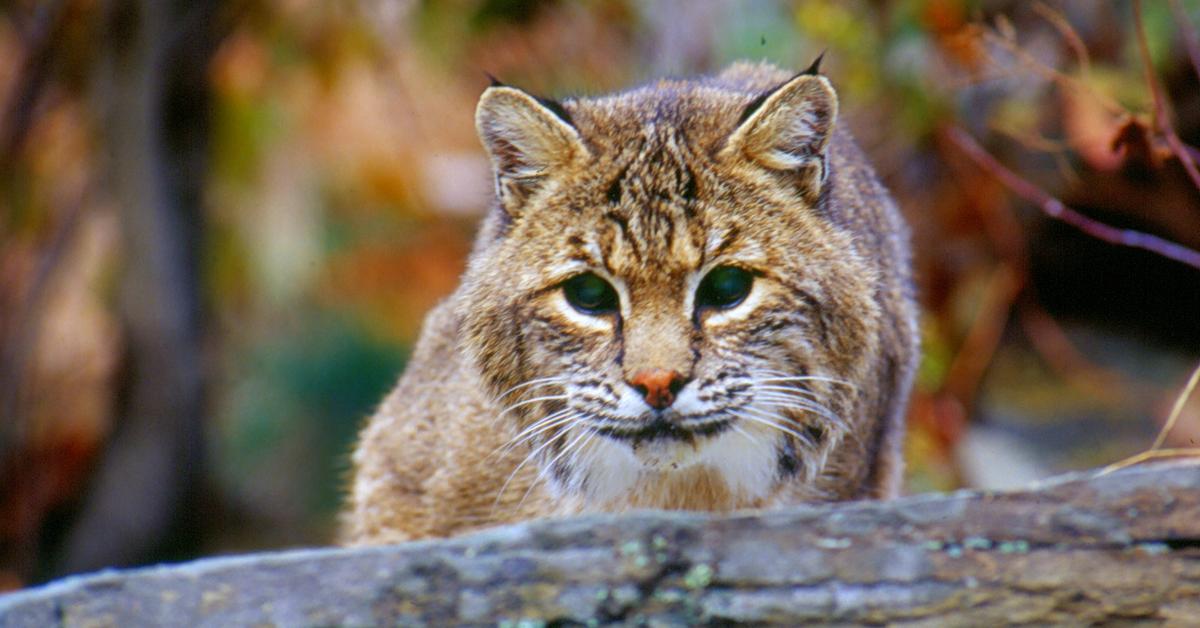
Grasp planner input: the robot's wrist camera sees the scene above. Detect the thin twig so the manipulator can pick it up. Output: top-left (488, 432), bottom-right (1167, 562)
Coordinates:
top-left (986, 123), bottom-right (1083, 186)
top-left (979, 28), bottom-right (1125, 117)
top-left (1033, 2), bottom-right (1090, 75)
top-left (945, 126), bottom-right (1200, 271)
top-left (1133, 0), bottom-right (1200, 191)
top-left (0, 184), bottom-right (88, 468)
top-left (0, 0), bottom-right (70, 169)
top-left (1187, 142), bottom-right (1200, 164)
top-left (1152, 360), bottom-right (1200, 451)
top-left (1098, 447), bottom-right (1200, 475)
top-left (940, 265), bottom-right (1023, 411)
top-left (989, 121), bottom-right (1071, 153)
top-left (1169, 0), bottom-right (1200, 85)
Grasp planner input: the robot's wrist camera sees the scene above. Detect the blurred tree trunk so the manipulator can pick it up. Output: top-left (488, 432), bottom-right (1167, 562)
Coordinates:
top-left (49, 0), bottom-right (222, 578)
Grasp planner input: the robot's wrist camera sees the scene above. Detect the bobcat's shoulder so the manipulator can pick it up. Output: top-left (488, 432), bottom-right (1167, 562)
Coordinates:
top-left (342, 61), bottom-right (918, 545)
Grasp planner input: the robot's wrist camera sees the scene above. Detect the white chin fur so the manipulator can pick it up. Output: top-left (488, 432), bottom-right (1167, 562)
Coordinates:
top-left (560, 423), bottom-right (779, 508)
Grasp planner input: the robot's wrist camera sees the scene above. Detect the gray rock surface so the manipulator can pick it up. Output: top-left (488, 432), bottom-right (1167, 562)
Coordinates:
top-left (2, 461), bottom-right (1198, 626)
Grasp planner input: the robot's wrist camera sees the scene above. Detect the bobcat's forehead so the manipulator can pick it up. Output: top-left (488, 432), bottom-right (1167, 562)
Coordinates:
top-left (520, 99), bottom-right (784, 286)
top-left (568, 84), bottom-right (749, 155)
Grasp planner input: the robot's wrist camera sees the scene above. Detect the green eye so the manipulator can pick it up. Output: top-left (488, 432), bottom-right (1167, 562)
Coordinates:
top-left (696, 266), bottom-right (753, 310)
top-left (563, 272), bottom-right (619, 315)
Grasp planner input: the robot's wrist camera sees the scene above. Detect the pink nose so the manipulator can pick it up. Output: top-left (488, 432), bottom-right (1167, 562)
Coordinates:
top-left (628, 369), bottom-right (686, 410)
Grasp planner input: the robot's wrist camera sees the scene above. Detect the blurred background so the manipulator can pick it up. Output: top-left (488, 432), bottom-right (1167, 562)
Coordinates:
top-left (1, 0), bottom-right (1198, 589)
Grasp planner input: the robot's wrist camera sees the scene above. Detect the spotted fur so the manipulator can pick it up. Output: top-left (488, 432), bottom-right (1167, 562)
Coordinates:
top-left (341, 62), bottom-right (918, 545)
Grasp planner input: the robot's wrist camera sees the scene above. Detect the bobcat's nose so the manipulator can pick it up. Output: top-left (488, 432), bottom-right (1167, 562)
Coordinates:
top-left (628, 369), bottom-right (688, 410)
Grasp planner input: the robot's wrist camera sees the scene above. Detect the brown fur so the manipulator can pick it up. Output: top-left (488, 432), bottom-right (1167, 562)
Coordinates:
top-left (341, 62), bottom-right (919, 545)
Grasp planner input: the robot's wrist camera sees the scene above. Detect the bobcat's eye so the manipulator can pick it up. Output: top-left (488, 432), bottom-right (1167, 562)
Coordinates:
top-left (696, 266), bottom-right (753, 310)
top-left (563, 272), bottom-right (619, 315)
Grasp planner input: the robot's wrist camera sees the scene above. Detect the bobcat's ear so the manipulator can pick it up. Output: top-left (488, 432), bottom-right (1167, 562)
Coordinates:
top-left (475, 86), bottom-right (587, 212)
top-left (724, 74), bottom-right (838, 199)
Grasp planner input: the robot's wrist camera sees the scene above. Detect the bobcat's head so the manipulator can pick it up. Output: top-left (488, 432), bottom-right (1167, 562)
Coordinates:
top-left (459, 64), bottom-right (882, 510)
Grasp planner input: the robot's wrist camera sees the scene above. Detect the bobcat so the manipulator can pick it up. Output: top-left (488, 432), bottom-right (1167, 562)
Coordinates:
top-left (342, 60), bottom-right (918, 545)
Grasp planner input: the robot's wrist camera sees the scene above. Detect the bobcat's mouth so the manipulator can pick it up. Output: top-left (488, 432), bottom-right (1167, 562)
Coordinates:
top-left (591, 413), bottom-right (734, 444)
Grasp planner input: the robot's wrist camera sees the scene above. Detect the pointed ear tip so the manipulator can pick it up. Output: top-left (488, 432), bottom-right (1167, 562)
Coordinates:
top-left (810, 73), bottom-right (837, 96)
top-left (480, 83), bottom-right (516, 96)
top-left (476, 88), bottom-right (499, 116)
top-left (801, 50), bottom-right (828, 75)
top-left (476, 88), bottom-right (520, 132)
top-left (477, 84), bottom-right (528, 111)
top-left (775, 72), bottom-right (837, 104)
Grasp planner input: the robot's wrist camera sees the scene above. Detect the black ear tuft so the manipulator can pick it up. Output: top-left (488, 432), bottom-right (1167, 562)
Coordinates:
top-left (534, 96), bottom-right (574, 127)
top-left (739, 53), bottom-right (827, 125)
top-left (801, 50), bottom-right (827, 76)
top-left (738, 88), bottom-right (774, 125)
top-left (484, 71), bottom-right (506, 88)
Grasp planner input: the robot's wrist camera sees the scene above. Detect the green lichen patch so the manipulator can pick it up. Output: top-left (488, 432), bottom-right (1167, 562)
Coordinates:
top-left (996, 540), bottom-right (1031, 554)
top-left (683, 563), bottom-right (714, 590)
top-left (963, 537), bottom-right (992, 551)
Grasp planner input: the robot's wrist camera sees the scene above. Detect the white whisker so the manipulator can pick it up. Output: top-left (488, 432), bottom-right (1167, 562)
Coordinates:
top-left (755, 375), bottom-right (856, 390)
top-left (752, 388), bottom-right (840, 415)
top-left (730, 409), bottom-right (815, 447)
top-left (729, 422), bottom-right (765, 448)
top-left (752, 385), bottom-right (822, 400)
top-left (542, 426), bottom-right (594, 481)
top-left (498, 413), bottom-right (578, 456)
top-left (497, 394), bottom-right (568, 418)
top-left (492, 415), bottom-right (579, 511)
top-left (507, 407), bottom-right (574, 441)
top-left (517, 425), bottom-right (595, 511)
top-left (754, 368), bottom-right (856, 387)
top-left (753, 396), bottom-right (844, 428)
top-left (564, 427), bottom-right (602, 493)
top-left (495, 375), bottom-right (569, 401)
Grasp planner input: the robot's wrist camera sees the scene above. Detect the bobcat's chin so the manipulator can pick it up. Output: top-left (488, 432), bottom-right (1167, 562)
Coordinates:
top-left (545, 418), bottom-right (799, 512)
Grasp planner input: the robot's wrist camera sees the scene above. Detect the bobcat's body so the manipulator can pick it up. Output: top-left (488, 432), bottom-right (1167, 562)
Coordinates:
top-left (342, 62), bottom-right (918, 545)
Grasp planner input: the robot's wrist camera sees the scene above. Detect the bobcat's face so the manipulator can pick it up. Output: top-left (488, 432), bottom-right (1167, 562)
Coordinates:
top-left (462, 72), bottom-right (881, 509)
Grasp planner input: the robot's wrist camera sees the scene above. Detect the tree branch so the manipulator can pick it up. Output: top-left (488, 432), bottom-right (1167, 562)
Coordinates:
top-left (1, 461), bottom-right (1198, 625)
top-left (0, 0), bottom-right (70, 169)
top-left (1134, 0), bottom-right (1200, 192)
top-left (1169, 0), bottom-right (1200, 87)
top-left (944, 126), bottom-right (1200, 271)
